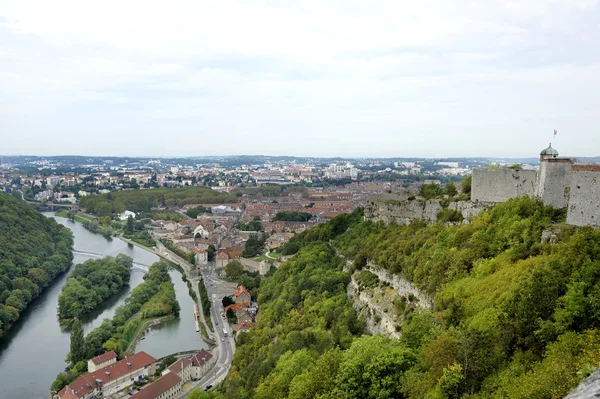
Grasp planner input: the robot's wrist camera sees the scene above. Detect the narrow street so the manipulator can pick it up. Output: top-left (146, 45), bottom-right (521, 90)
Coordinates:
top-left (151, 237), bottom-right (238, 396)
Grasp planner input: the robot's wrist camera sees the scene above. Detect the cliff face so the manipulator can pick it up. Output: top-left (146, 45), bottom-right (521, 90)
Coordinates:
top-left (364, 198), bottom-right (489, 226)
top-left (347, 261), bottom-right (432, 339)
top-left (564, 369), bottom-right (600, 399)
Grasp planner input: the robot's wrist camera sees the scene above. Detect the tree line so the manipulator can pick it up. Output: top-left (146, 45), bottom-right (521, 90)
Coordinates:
top-left (79, 186), bottom-right (237, 217)
top-left (0, 192), bottom-right (73, 338)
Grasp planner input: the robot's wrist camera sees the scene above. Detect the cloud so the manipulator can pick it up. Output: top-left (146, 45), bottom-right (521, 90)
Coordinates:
top-left (0, 0), bottom-right (599, 157)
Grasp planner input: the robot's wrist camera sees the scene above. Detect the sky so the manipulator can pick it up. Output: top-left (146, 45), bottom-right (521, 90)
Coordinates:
top-left (1, 0), bottom-right (599, 158)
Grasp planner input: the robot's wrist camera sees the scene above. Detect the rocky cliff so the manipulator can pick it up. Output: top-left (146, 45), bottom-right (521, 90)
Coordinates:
top-left (348, 261), bottom-right (432, 338)
top-left (364, 198), bottom-right (489, 225)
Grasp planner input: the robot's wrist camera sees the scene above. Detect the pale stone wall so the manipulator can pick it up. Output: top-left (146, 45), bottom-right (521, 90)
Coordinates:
top-left (566, 171), bottom-right (600, 227)
top-left (536, 159), bottom-right (571, 209)
top-left (365, 199), bottom-right (488, 226)
top-left (472, 168), bottom-right (537, 203)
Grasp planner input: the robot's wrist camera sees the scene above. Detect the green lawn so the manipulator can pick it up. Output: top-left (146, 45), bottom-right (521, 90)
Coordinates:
top-left (55, 210), bottom-right (95, 224)
top-left (254, 252), bottom-right (280, 262)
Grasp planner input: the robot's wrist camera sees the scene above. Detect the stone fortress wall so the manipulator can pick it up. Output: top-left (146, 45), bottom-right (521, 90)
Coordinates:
top-left (366, 145), bottom-right (600, 228)
top-left (471, 169), bottom-right (537, 203)
top-left (566, 166), bottom-right (600, 227)
top-left (471, 146), bottom-right (600, 227)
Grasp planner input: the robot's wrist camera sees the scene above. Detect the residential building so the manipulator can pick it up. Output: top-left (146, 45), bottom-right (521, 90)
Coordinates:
top-left (216, 251), bottom-right (229, 268)
top-left (87, 351), bottom-right (117, 372)
top-left (56, 352), bottom-right (157, 399)
top-left (194, 248), bottom-right (208, 265)
top-left (234, 285), bottom-right (252, 304)
top-left (191, 349), bottom-right (215, 380)
top-left (162, 358), bottom-right (192, 383)
top-left (132, 372), bottom-right (182, 399)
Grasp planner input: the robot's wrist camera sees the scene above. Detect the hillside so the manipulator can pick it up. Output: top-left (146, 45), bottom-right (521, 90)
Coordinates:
top-left (0, 192), bottom-right (73, 337)
top-left (216, 198), bottom-right (600, 399)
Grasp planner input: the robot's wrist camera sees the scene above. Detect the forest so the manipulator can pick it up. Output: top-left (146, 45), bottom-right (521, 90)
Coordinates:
top-left (0, 192), bottom-right (73, 338)
top-left (216, 197), bottom-right (600, 398)
top-left (79, 186), bottom-right (237, 216)
top-left (52, 261), bottom-right (180, 393)
top-left (57, 255), bottom-right (132, 321)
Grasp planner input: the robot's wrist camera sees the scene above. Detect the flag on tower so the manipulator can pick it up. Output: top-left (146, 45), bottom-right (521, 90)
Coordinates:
top-left (554, 129), bottom-right (557, 136)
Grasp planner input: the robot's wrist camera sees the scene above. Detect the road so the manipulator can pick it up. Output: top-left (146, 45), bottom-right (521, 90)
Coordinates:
top-left (150, 237), bottom-right (238, 396)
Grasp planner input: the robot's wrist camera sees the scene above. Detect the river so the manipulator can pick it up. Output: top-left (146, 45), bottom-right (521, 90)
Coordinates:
top-left (0, 213), bottom-right (206, 399)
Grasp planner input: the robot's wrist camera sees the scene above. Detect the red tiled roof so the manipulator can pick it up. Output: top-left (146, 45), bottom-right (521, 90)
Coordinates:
top-left (167, 358), bottom-right (192, 374)
top-left (132, 372), bottom-right (181, 399)
top-left (191, 349), bottom-right (213, 367)
top-left (234, 285), bottom-right (251, 299)
top-left (58, 352), bottom-right (156, 399)
top-left (89, 350), bottom-right (117, 366)
top-left (225, 303), bottom-right (251, 315)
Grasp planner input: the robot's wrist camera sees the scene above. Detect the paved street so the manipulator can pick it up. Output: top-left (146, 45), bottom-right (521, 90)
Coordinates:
top-left (150, 237), bottom-right (238, 397)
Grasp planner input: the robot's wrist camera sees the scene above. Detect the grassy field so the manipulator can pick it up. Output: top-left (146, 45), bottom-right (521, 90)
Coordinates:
top-left (123, 231), bottom-right (155, 248)
top-left (254, 252), bottom-right (280, 262)
top-left (55, 209), bottom-right (95, 224)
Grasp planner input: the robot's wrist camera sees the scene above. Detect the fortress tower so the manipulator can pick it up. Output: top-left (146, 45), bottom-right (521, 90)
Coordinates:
top-left (472, 141), bottom-right (600, 227)
top-left (535, 143), bottom-right (572, 209)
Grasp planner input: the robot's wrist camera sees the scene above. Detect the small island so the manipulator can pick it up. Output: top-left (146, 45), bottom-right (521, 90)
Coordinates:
top-left (57, 254), bottom-right (132, 322)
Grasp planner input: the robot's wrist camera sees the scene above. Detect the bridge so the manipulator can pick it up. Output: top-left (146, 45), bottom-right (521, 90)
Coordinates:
top-left (72, 249), bottom-right (150, 271)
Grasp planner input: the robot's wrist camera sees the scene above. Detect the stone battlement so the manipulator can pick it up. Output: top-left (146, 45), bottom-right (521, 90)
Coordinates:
top-left (471, 146), bottom-right (600, 227)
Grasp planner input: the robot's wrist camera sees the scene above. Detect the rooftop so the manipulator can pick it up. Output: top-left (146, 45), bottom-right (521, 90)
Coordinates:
top-left (541, 143), bottom-right (559, 156)
top-left (132, 372), bottom-right (181, 399)
top-left (166, 358), bottom-right (192, 374)
top-left (89, 350), bottom-right (117, 366)
top-left (191, 349), bottom-right (213, 367)
top-left (58, 352), bottom-right (156, 399)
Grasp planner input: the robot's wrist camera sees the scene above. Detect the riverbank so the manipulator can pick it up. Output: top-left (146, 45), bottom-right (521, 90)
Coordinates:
top-left (55, 210), bottom-right (116, 237)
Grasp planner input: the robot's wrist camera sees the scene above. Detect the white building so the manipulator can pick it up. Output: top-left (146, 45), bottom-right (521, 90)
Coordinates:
top-left (194, 248), bottom-right (208, 265)
top-left (162, 358), bottom-right (193, 383)
top-left (190, 349), bottom-right (216, 380)
top-left (119, 210), bottom-right (136, 221)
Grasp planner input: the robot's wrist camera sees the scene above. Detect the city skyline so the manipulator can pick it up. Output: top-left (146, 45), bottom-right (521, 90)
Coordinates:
top-left (1, 1), bottom-right (600, 157)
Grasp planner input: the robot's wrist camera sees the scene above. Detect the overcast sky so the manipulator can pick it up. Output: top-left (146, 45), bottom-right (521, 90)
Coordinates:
top-left (1, 0), bottom-right (599, 158)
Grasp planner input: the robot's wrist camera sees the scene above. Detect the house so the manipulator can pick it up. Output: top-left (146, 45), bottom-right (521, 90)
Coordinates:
top-left (194, 248), bottom-right (208, 265)
top-left (216, 251), bottom-right (229, 268)
top-left (132, 372), bottom-right (182, 399)
top-left (234, 286), bottom-right (252, 304)
top-left (87, 351), bottom-right (117, 372)
top-left (119, 210), bottom-right (136, 221)
top-left (225, 303), bottom-right (253, 324)
top-left (191, 349), bottom-right (216, 380)
top-left (193, 224), bottom-right (209, 238)
top-left (57, 352), bottom-right (157, 399)
top-left (162, 358), bottom-right (192, 383)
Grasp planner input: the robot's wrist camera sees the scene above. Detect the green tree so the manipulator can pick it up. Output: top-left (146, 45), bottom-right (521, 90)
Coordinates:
top-left (419, 183), bottom-right (444, 199)
top-left (460, 174), bottom-right (472, 195)
top-left (126, 215), bottom-right (134, 234)
top-left (225, 260), bottom-right (245, 280)
top-left (69, 318), bottom-right (86, 365)
top-left (445, 181), bottom-right (458, 196)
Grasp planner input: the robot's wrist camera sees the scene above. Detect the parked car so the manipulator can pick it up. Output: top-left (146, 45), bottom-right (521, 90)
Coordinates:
top-left (205, 384), bottom-right (213, 391)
